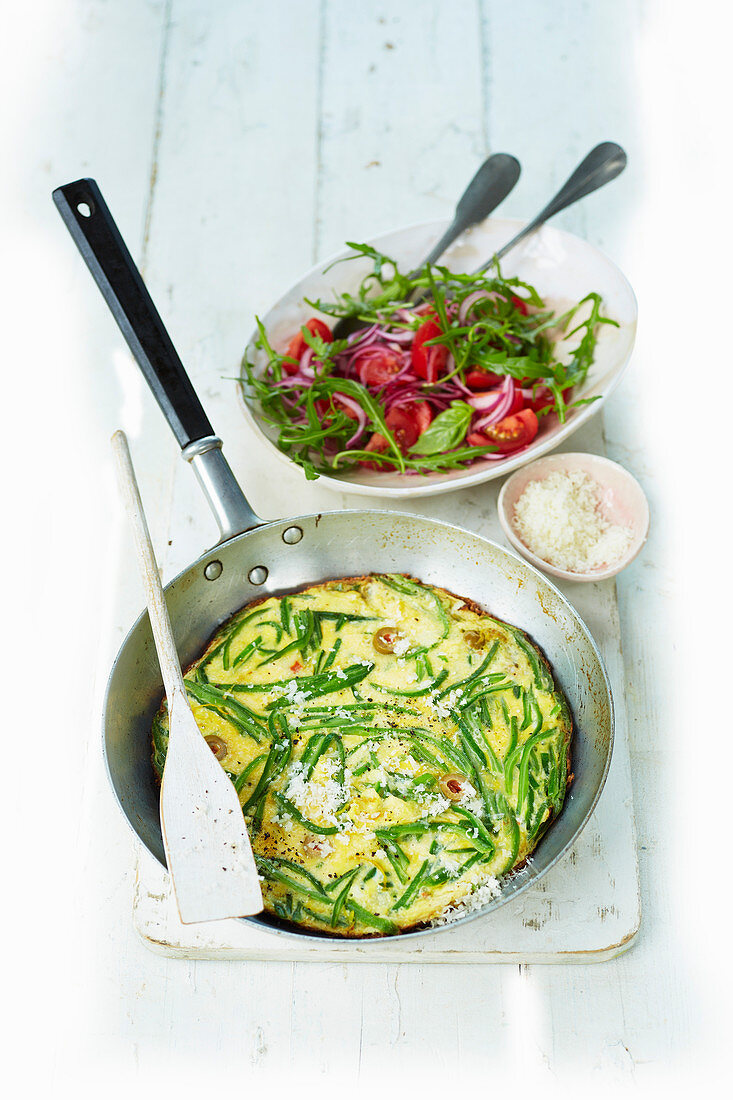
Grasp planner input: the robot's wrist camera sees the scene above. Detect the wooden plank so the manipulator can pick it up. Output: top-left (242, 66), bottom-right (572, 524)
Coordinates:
top-left (139, 0), bottom-right (322, 546)
top-left (480, 0), bottom-right (636, 248)
top-left (1, 0), bottom-right (176, 1086)
top-left (317, 0), bottom-right (488, 257)
top-left (478, 1), bottom-right (688, 1079)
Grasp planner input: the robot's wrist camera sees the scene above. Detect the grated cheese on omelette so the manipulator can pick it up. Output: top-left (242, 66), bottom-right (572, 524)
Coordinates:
top-left (152, 573), bottom-right (574, 937)
top-left (513, 469), bottom-right (632, 573)
top-left (431, 876), bottom-right (502, 925)
top-left (284, 758), bottom-right (351, 828)
top-left (391, 635), bottom-right (412, 657)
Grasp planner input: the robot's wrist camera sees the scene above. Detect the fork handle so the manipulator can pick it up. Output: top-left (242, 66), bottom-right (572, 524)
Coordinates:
top-left (476, 142), bottom-right (627, 273)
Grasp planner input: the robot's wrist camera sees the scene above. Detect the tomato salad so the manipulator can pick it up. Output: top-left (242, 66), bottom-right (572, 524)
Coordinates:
top-left (242, 243), bottom-right (616, 480)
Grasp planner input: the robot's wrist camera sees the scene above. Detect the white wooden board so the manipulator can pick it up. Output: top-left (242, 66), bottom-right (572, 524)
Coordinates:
top-left (132, 418), bottom-right (640, 962)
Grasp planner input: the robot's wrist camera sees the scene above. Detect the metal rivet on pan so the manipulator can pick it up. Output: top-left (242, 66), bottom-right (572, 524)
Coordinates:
top-left (282, 526), bottom-right (303, 545)
top-left (204, 560), bottom-right (223, 581)
top-left (248, 565), bottom-right (268, 585)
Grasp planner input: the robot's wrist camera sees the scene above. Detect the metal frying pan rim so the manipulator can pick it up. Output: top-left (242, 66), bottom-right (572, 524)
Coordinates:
top-left (102, 508), bottom-right (615, 943)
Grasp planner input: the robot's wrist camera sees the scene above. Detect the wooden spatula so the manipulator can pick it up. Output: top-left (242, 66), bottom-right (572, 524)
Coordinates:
top-left (112, 430), bottom-right (263, 923)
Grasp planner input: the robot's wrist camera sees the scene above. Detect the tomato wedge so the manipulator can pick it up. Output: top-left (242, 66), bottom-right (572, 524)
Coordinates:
top-left (386, 401), bottom-right (432, 450)
top-left (354, 347), bottom-right (403, 387)
top-left (525, 385), bottom-right (573, 415)
top-left (363, 433), bottom-right (389, 457)
top-left (467, 409), bottom-right (538, 454)
top-left (511, 294), bottom-right (529, 315)
top-left (525, 386), bottom-right (555, 414)
top-left (411, 318), bottom-right (449, 382)
top-left (464, 369), bottom-right (504, 390)
top-left (285, 317), bottom-right (333, 371)
top-left (315, 394), bottom-right (359, 423)
top-left (360, 402), bottom-right (432, 467)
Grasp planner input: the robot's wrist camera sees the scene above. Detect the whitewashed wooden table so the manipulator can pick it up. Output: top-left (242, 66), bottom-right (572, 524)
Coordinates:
top-left (5, 0), bottom-right (730, 1092)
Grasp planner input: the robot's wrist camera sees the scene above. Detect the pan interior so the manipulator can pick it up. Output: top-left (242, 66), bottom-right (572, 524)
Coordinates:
top-left (103, 510), bottom-right (613, 940)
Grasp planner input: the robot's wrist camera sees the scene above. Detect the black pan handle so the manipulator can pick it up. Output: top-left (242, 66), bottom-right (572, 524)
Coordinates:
top-left (53, 178), bottom-right (261, 539)
top-left (53, 179), bottom-right (213, 449)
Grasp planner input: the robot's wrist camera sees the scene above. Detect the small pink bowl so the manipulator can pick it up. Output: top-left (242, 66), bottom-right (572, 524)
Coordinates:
top-left (497, 452), bottom-right (650, 582)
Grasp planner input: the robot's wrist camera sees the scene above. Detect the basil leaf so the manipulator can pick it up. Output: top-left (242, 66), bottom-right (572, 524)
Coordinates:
top-left (410, 401), bottom-right (473, 455)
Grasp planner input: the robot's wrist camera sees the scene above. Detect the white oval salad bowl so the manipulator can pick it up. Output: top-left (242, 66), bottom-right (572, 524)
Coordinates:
top-left (238, 217), bottom-right (637, 499)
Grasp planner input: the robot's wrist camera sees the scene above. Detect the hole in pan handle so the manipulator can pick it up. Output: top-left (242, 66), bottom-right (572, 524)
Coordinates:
top-left (51, 178), bottom-right (261, 542)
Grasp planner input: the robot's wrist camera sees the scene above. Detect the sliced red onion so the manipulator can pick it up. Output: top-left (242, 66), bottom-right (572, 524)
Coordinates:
top-left (329, 392), bottom-right (362, 419)
top-left (352, 345), bottom-right (397, 362)
top-left (467, 389), bottom-right (504, 411)
top-left (298, 347), bottom-right (316, 378)
top-left (333, 393), bottom-right (368, 446)
top-left (269, 375), bottom-right (316, 394)
top-left (480, 449), bottom-right (523, 461)
top-left (384, 389), bottom-right (428, 411)
top-left (346, 322), bottom-right (378, 344)
top-left (269, 377), bottom-right (304, 389)
top-left (381, 329), bottom-right (414, 344)
top-left (343, 325), bottom-right (380, 353)
top-left (471, 376), bottom-right (515, 430)
top-left (458, 290), bottom-right (491, 325)
top-left (345, 426), bottom-right (366, 448)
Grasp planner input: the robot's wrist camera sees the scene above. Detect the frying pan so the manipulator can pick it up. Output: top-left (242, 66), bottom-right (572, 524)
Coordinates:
top-left (54, 178), bottom-right (614, 942)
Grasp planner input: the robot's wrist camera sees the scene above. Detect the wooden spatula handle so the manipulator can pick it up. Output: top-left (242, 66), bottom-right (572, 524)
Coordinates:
top-left (111, 430), bottom-right (186, 706)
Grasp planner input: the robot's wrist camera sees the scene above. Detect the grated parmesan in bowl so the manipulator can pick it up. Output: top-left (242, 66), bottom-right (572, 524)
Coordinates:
top-left (514, 470), bottom-right (632, 573)
top-left (498, 453), bottom-right (649, 581)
